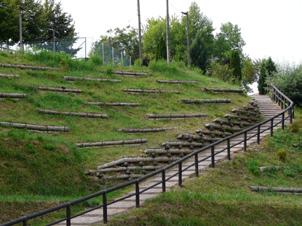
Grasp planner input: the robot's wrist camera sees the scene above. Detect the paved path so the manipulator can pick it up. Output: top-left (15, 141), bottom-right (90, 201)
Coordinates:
top-left (57, 94), bottom-right (287, 226)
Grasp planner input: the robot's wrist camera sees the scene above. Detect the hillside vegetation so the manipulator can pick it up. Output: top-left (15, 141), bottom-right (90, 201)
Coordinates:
top-left (0, 51), bottom-right (250, 223)
top-left (108, 109), bottom-right (302, 226)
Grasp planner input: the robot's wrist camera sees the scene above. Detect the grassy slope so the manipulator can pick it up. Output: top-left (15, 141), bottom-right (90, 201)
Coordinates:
top-left (0, 51), bottom-right (250, 222)
top-left (108, 109), bottom-right (302, 226)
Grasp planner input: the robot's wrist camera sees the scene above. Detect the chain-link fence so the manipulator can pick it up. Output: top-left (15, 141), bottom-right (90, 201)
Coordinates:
top-left (1, 37), bottom-right (132, 66)
top-left (92, 42), bottom-right (132, 66)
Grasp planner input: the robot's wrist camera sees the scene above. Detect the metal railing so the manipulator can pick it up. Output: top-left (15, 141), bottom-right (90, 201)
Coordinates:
top-left (1, 84), bottom-right (294, 226)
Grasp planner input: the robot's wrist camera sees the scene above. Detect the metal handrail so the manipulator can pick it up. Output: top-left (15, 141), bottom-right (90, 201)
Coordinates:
top-left (1, 84), bottom-right (294, 226)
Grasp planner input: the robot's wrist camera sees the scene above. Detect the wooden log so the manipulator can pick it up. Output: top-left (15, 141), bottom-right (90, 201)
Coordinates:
top-left (38, 86), bottom-right (82, 93)
top-left (118, 127), bottom-right (173, 133)
top-left (249, 186), bottom-right (302, 194)
top-left (64, 76), bottom-right (121, 83)
top-left (112, 71), bottom-right (149, 76)
top-left (77, 139), bottom-right (147, 148)
top-left (156, 80), bottom-right (198, 84)
top-left (96, 165), bottom-right (162, 173)
top-left (146, 113), bottom-right (207, 119)
top-left (0, 121), bottom-right (69, 132)
top-left (38, 109), bottom-right (108, 119)
top-left (123, 88), bottom-right (180, 94)
top-left (144, 148), bottom-right (192, 155)
top-left (162, 141), bottom-right (204, 149)
top-left (259, 166), bottom-right (282, 173)
top-left (87, 102), bottom-right (141, 107)
top-left (97, 156), bottom-right (179, 169)
top-left (203, 87), bottom-right (244, 94)
top-left (0, 63), bottom-right (57, 71)
top-left (0, 93), bottom-right (27, 98)
top-left (182, 99), bottom-right (231, 104)
top-left (0, 73), bottom-right (19, 78)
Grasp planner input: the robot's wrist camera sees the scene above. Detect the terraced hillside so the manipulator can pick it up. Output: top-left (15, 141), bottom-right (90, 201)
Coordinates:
top-left (0, 51), bottom-right (250, 222)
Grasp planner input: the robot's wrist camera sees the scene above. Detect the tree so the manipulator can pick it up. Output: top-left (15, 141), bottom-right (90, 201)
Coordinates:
top-left (143, 18), bottom-right (167, 61)
top-left (187, 2), bottom-right (214, 70)
top-left (0, 0), bottom-right (78, 54)
top-left (258, 57), bottom-right (277, 94)
top-left (0, 0), bottom-right (19, 45)
top-left (215, 22), bottom-right (245, 60)
top-left (229, 50), bottom-right (242, 81)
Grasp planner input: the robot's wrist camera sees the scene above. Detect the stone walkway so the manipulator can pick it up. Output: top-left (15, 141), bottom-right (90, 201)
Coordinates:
top-left (57, 94), bottom-right (287, 226)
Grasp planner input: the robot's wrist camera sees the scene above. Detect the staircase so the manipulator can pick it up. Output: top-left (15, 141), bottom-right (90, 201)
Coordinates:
top-left (55, 94), bottom-right (289, 226)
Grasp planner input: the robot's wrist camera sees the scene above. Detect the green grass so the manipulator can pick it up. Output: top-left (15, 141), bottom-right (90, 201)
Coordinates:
top-left (107, 109), bottom-right (302, 226)
top-left (0, 51), bottom-right (250, 224)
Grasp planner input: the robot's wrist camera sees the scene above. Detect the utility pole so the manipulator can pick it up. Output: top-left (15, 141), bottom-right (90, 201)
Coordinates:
top-left (182, 11), bottom-right (191, 66)
top-left (137, 0), bottom-right (143, 64)
top-left (166, 0), bottom-right (170, 64)
top-left (19, 0), bottom-right (24, 52)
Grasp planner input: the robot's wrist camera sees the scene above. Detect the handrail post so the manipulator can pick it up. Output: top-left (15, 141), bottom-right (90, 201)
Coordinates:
top-left (23, 220), bottom-right (27, 226)
top-left (103, 193), bottom-right (108, 224)
top-left (66, 205), bottom-right (71, 226)
top-left (162, 170), bottom-right (166, 192)
top-left (244, 131), bottom-right (247, 151)
top-left (289, 108), bottom-right (293, 124)
top-left (282, 112), bottom-right (285, 130)
top-left (270, 118), bottom-right (274, 136)
top-left (211, 146), bottom-right (215, 168)
top-left (227, 138), bottom-right (231, 160)
top-left (194, 153), bottom-right (199, 177)
top-left (257, 125), bottom-right (261, 144)
top-left (135, 181), bottom-right (140, 208)
top-left (178, 162), bottom-right (182, 187)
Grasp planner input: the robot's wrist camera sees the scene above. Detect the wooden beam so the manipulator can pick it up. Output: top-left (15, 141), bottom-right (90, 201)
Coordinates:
top-left (64, 76), bottom-right (121, 83)
top-left (77, 139), bottom-right (147, 148)
top-left (124, 88), bottom-right (180, 94)
top-left (38, 86), bottom-right (82, 93)
top-left (0, 93), bottom-right (26, 98)
top-left (88, 102), bottom-right (141, 107)
top-left (0, 121), bottom-right (69, 132)
top-left (182, 99), bottom-right (231, 104)
top-left (38, 109), bottom-right (108, 118)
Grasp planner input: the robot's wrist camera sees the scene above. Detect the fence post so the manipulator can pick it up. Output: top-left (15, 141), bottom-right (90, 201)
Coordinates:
top-left (289, 108), bottom-right (293, 124)
top-left (135, 181), bottom-right (140, 208)
top-left (270, 118), bottom-right (274, 136)
top-left (178, 162), bottom-right (182, 187)
top-left (227, 138), bottom-right (231, 160)
top-left (282, 113), bottom-right (285, 130)
top-left (66, 205), bottom-right (71, 226)
top-left (244, 131), bottom-right (247, 151)
top-left (162, 170), bottom-right (166, 192)
top-left (211, 146), bottom-right (215, 168)
top-left (257, 125), bottom-right (261, 144)
top-left (194, 153), bottom-right (199, 177)
top-left (22, 220), bottom-right (27, 226)
top-left (103, 193), bottom-right (108, 224)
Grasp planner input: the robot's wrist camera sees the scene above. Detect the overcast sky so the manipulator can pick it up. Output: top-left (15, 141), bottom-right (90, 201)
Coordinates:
top-left (60, 0), bottom-right (302, 65)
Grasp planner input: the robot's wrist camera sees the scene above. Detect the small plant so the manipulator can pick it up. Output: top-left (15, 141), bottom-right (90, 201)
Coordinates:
top-left (247, 159), bottom-right (260, 175)
top-left (277, 150), bottom-right (287, 162)
top-left (289, 120), bottom-right (301, 133)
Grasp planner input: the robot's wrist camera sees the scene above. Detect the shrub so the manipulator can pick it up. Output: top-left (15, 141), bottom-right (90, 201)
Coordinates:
top-left (277, 150), bottom-right (287, 162)
top-left (274, 65), bottom-right (302, 106)
top-left (247, 159), bottom-right (260, 175)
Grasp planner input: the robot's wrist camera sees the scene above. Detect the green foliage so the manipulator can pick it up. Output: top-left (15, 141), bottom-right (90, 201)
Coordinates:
top-left (273, 65), bottom-right (302, 105)
top-left (24, 50), bottom-right (100, 70)
top-left (0, 0), bottom-right (77, 54)
top-left (143, 18), bottom-right (167, 60)
top-left (247, 159), bottom-right (260, 176)
top-left (209, 61), bottom-right (234, 81)
top-left (277, 150), bottom-right (287, 162)
top-left (229, 50), bottom-right (242, 81)
top-left (258, 57), bottom-right (277, 94)
top-left (91, 26), bottom-right (139, 62)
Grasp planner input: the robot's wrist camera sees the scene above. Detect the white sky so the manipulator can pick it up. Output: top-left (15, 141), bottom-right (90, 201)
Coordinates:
top-left (60, 0), bottom-right (302, 65)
